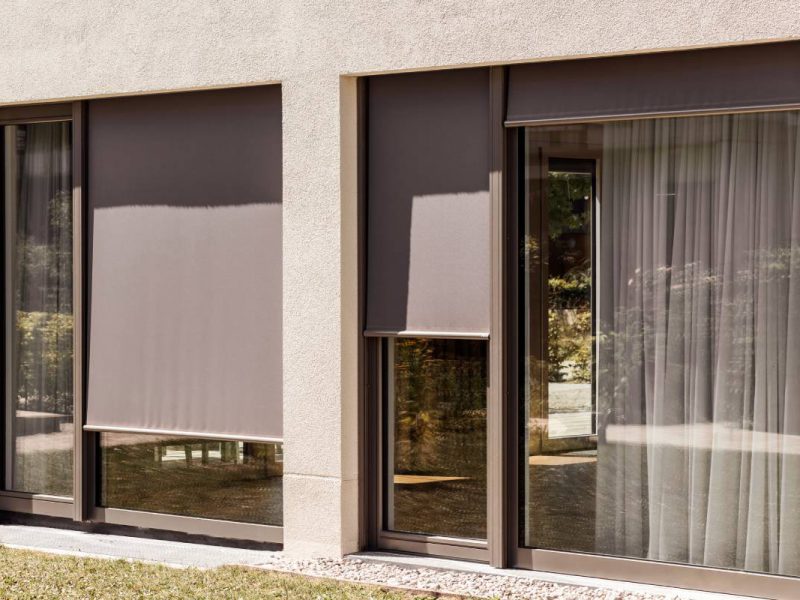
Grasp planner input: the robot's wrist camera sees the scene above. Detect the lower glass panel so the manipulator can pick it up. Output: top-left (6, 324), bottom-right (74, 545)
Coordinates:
top-left (4, 122), bottom-right (74, 497)
top-left (384, 337), bottom-right (487, 540)
top-left (522, 111), bottom-right (800, 577)
top-left (99, 433), bottom-right (283, 526)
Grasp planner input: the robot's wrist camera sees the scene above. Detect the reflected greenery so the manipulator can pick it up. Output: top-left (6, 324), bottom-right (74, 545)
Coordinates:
top-left (547, 172), bottom-right (591, 241)
top-left (388, 338), bottom-right (487, 539)
top-left (100, 434), bottom-right (283, 525)
top-left (13, 447), bottom-right (73, 497)
top-left (15, 311), bottom-right (73, 414)
top-left (524, 160), bottom-right (596, 551)
top-left (547, 273), bottom-right (591, 384)
top-left (7, 122), bottom-right (74, 496)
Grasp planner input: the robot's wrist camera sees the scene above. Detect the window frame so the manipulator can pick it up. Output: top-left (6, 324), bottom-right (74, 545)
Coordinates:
top-left (94, 433), bottom-right (284, 540)
top-left (362, 49), bottom-right (800, 598)
top-left (506, 111), bottom-right (800, 599)
top-left (0, 102), bottom-right (78, 520)
top-left (523, 150), bottom-right (599, 456)
top-left (369, 335), bottom-right (490, 562)
top-left (0, 99), bottom-right (283, 545)
top-left (361, 68), bottom-right (505, 563)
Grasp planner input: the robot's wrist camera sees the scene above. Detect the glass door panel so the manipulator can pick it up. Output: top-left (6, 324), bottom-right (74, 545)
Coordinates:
top-left (383, 337), bottom-right (487, 540)
top-left (520, 112), bottom-right (800, 578)
top-left (3, 122), bottom-right (74, 497)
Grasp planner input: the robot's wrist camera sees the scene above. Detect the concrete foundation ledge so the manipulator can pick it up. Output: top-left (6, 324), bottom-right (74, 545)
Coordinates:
top-left (0, 520), bottom-right (761, 600)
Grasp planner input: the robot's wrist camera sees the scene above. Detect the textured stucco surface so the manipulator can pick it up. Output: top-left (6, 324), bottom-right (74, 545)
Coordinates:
top-left (3, 0), bottom-right (800, 558)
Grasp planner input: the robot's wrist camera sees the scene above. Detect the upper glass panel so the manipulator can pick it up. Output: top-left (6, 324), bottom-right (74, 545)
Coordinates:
top-left (384, 337), bottom-right (487, 539)
top-left (522, 111), bottom-right (800, 577)
top-left (99, 433), bottom-right (283, 526)
top-left (4, 122), bottom-right (73, 497)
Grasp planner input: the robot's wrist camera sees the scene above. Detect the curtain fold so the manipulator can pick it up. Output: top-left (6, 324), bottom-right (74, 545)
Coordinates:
top-left (597, 111), bottom-right (800, 576)
top-left (9, 121), bottom-right (74, 496)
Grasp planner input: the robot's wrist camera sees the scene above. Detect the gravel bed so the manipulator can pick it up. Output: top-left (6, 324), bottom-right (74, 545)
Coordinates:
top-left (254, 555), bottom-right (675, 600)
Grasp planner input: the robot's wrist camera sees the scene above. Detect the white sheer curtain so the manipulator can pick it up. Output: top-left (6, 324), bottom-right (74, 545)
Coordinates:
top-left (597, 111), bottom-right (800, 576)
top-left (8, 122), bottom-right (73, 496)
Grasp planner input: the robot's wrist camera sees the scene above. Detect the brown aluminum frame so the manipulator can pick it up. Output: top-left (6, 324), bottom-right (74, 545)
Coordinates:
top-left (0, 102), bottom-right (77, 521)
top-left (0, 99), bottom-right (284, 546)
top-left (506, 114), bottom-right (800, 599)
top-left (487, 65), bottom-right (509, 568)
top-left (92, 507), bottom-right (283, 543)
top-left (362, 67), bottom-right (506, 564)
top-left (73, 101), bottom-right (89, 523)
top-left (357, 78), bottom-right (371, 551)
top-left (87, 433), bottom-right (284, 543)
top-left (361, 55), bottom-right (800, 598)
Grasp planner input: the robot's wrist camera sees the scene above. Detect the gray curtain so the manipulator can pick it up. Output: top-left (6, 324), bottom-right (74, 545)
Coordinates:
top-left (597, 111), bottom-right (800, 576)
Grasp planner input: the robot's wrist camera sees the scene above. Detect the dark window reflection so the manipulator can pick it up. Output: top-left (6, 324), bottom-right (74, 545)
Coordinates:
top-left (4, 122), bottom-right (74, 497)
top-left (100, 433), bottom-right (283, 525)
top-left (385, 338), bottom-right (487, 539)
top-left (545, 164), bottom-right (593, 439)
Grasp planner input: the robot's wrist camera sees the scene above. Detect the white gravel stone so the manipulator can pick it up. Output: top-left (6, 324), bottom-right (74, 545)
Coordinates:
top-left (250, 554), bottom-right (677, 600)
top-left (0, 524), bottom-right (740, 600)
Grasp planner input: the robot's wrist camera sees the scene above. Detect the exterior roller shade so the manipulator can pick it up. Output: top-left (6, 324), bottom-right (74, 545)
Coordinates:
top-left (507, 41), bottom-right (800, 125)
top-left (366, 68), bottom-right (491, 337)
top-left (86, 86), bottom-right (282, 441)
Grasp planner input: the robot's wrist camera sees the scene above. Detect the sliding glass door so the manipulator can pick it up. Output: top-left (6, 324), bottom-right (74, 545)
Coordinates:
top-left (519, 111), bottom-right (800, 577)
top-left (3, 121), bottom-right (74, 498)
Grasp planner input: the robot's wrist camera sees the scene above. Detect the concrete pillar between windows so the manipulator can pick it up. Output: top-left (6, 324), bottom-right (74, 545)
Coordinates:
top-left (281, 74), bottom-right (360, 558)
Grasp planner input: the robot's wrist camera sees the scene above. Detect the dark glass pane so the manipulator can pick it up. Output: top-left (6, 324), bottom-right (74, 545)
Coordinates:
top-left (4, 122), bottom-right (73, 496)
top-left (546, 166), bottom-right (593, 436)
top-left (385, 338), bottom-right (487, 539)
top-left (100, 433), bottom-right (283, 525)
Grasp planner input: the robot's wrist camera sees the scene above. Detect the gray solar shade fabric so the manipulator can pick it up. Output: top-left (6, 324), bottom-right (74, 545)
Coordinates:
top-left (366, 68), bottom-right (491, 337)
top-left (507, 41), bottom-right (800, 125)
top-left (85, 86), bottom-right (283, 441)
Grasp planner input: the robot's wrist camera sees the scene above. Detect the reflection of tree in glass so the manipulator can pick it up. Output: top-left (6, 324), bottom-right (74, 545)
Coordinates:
top-left (15, 189), bottom-right (73, 415)
top-left (390, 338), bottom-right (488, 538)
top-left (392, 338), bottom-right (486, 476)
top-left (548, 172), bottom-right (591, 242)
top-left (548, 305), bottom-right (591, 383)
top-left (547, 172), bottom-right (592, 384)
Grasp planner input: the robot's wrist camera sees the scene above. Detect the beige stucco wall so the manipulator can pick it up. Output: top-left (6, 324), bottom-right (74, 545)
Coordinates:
top-left (3, 0), bottom-right (799, 558)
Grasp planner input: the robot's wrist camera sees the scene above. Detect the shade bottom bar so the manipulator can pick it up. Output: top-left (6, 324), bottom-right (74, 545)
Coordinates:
top-left (83, 425), bottom-right (282, 444)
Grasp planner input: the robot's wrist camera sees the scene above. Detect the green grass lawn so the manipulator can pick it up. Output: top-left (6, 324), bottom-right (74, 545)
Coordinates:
top-left (0, 547), bottom-right (465, 600)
